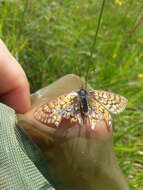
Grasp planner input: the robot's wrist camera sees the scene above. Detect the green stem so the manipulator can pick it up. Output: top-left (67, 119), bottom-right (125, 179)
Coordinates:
top-left (85, 0), bottom-right (106, 86)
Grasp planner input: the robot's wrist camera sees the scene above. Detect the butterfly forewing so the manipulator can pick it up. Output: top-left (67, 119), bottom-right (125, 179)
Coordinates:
top-left (34, 92), bottom-right (82, 127)
top-left (89, 90), bottom-right (128, 114)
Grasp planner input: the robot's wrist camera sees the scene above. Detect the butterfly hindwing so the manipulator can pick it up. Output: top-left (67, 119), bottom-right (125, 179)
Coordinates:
top-left (88, 96), bottom-right (113, 129)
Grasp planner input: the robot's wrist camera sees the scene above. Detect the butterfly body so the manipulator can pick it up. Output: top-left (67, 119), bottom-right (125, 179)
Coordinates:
top-left (78, 89), bottom-right (89, 114)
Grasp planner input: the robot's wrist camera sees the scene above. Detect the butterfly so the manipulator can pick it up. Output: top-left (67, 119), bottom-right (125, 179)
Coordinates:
top-left (34, 88), bottom-right (128, 130)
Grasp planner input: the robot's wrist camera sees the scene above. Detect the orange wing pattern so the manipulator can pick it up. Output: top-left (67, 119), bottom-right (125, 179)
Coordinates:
top-left (34, 89), bottom-right (127, 130)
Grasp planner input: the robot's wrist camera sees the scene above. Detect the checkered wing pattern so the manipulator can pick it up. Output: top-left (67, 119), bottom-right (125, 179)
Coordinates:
top-left (34, 89), bottom-right (127, 130)
top-left (87, 90), bottom-right (128, 129)
top-left (89, 90), bottom-right (128, 114)
top-left (88, 98), bottom-right (112, 129)
top-left (34, 92), bottom-right (82, 127)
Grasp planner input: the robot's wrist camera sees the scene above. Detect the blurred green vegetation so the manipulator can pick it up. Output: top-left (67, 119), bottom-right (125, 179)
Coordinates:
top-left (0, 0), bottom-right (143, 189)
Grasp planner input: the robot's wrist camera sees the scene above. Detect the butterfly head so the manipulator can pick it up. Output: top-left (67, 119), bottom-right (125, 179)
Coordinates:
top-left (78, 89), bottom-right (88, 97)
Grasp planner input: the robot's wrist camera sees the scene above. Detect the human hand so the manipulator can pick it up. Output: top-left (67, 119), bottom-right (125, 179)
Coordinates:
top-left (0, 39), bottom-right (31, 113)
top-left (18, 74), bottom-right (129, 190)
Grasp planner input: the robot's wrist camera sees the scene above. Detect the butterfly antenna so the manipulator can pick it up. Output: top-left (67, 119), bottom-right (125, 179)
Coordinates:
top-left (85, 0), bottom-right (106, 88)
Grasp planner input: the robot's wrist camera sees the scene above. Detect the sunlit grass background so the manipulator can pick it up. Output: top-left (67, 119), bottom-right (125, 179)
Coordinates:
top-left (0, 0), bottom-right (143, 189)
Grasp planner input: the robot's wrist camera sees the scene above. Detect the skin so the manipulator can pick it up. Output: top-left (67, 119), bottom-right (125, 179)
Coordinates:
top-left (0, 39), bottom-right (31, 113)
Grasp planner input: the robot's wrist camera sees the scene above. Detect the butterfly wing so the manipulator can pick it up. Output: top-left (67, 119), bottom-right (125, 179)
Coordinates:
top-left (34, 92), bottom-right (82, 127)
top-left (89, 90), bottom-right (128, 114)
top-left (88, 97), bottom-right (113, 129)
top-left (87, 90), bottom-right (127, 129)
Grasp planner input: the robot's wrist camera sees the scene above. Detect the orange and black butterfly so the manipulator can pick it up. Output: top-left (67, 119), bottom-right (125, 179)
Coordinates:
top-left (34, 88), bottom-right (128, 131)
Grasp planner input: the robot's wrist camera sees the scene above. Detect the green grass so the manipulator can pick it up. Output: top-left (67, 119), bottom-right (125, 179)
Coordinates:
top-left (0, 0), bottom-right (143, 189)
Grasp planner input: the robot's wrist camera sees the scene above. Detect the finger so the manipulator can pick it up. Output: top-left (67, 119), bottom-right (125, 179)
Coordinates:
top-left (0, 39), bottom-right (31, 113)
